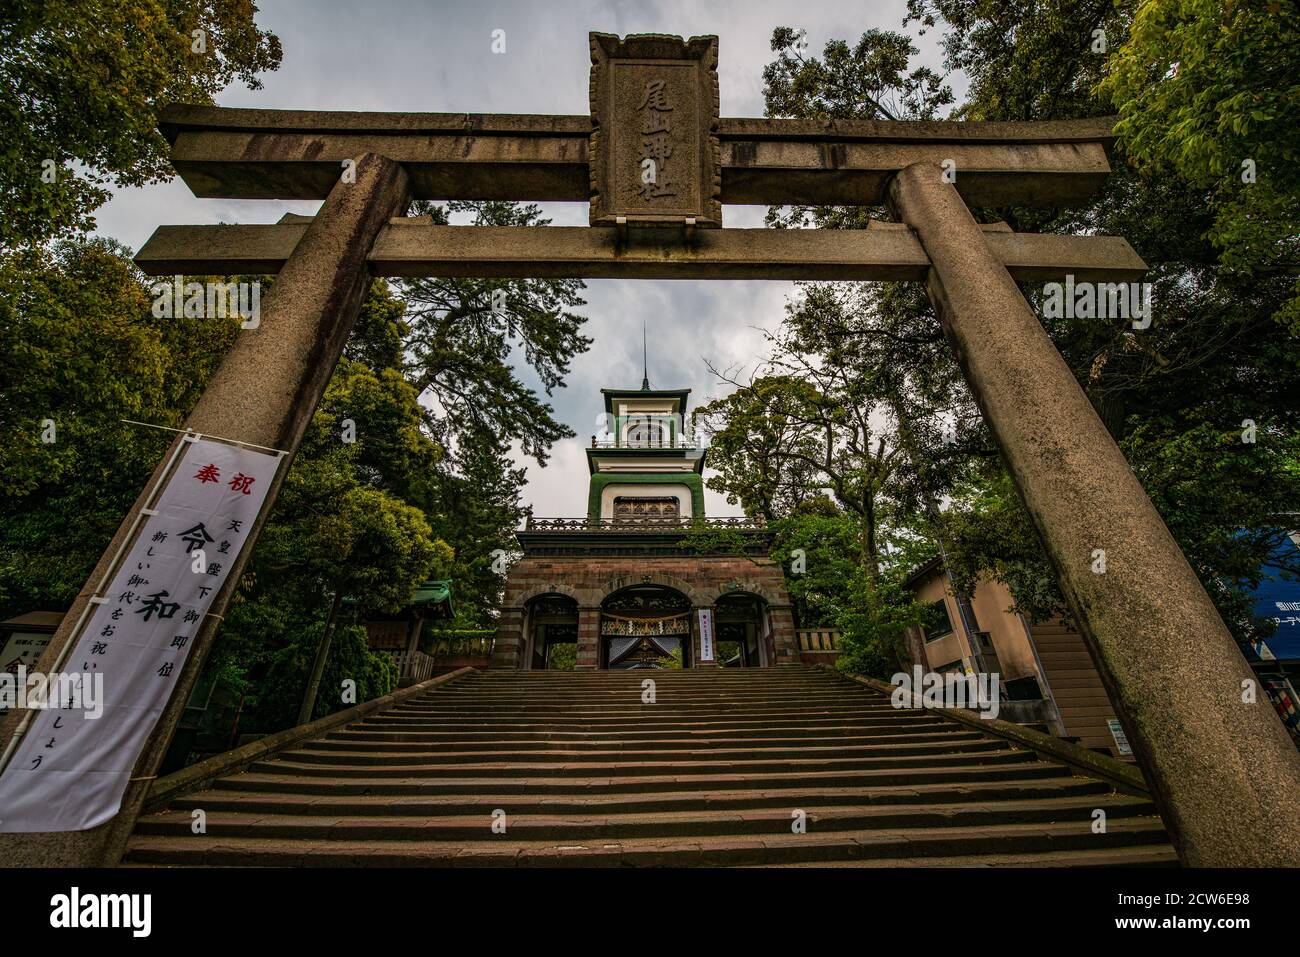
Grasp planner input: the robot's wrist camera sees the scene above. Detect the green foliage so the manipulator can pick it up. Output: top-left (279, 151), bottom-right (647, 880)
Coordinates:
top-left (677, 521), bottom-right (767, 562)
top-left (770, 509), bottom-right (867, 628)
top-left (546, 643), bottom-right (576, 671)
top-left (412, 433), bottom-right (525, 628)
top-left (695, 376), bottom-right (824, 521)
top-left (385, 200), bottom-right (594, 627)
top-left (754, 13), bottom-right (1300, 643)
top-left (699, 311), bottom-right (937, 581)
top-left (764, 26), bottom-right (953, 123)
top-left (1121, 418), bottom-right (1300, 634)
top-left (398, 201), bottom-right (591, 464)
top-left (248, 339), bottom-right (453, 616)
top-left (835, 576), bottom-right (929, 682)
top-left (0, 239), bottom-right (239, 610)
top-left (0, 241), bottom-right (525, 735)
top-left (200, 281), bottom-right (454, 729)
top-left (939, 471), bottom-right (1068, 625)
top-left (1, 0), bottom-right (281, 248)
top-left (769, 508), bottom-right (928, 680)
top-left (905, 0), bottom-right (1117, 121)
top-left (253, 622), bottom-right (397, 728)
top-left (1100, 0), bottom-right (1300, 330)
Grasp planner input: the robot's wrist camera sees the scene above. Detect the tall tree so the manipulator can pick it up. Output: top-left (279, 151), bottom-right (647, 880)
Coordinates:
top-left (1100, 0), bottom-right (1300, 331)
top-left (703, 321), bottom-right (909, 580)
top-left (396, 201), bottom-right (592, 465)
top-left (758, 15), bottom-right (1300, 639)
top-left (1, 0), bottom-right (281, 248)
top-left (0, 244), bottom-right (455, 733)
top-left (413, 432), bottom-right (527, 629)
top-left (0, 238), bottom-right (238, 611)
top-left (695, 374), bottom-right (823, 522)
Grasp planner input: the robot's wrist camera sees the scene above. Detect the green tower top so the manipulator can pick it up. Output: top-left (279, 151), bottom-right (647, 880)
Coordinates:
top-left (586, 362), bottom-right (705, 522)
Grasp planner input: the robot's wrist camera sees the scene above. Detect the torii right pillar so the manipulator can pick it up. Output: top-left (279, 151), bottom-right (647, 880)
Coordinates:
top-left (889, 161), bottom-right (1300, 867)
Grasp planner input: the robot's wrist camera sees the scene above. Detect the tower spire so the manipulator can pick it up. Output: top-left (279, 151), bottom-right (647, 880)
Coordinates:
top-left (641, 320), bottom-right (650, 390)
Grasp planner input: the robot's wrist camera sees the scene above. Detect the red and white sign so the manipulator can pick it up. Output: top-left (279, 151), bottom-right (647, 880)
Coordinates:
top-left (0, 437), bottom-right (280, 832)
top-left (697, 608), bottom-right (715, 663)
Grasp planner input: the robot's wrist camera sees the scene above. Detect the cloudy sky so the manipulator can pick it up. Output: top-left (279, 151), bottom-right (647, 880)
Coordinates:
top-left (94, 0), bottom-right (964, 518)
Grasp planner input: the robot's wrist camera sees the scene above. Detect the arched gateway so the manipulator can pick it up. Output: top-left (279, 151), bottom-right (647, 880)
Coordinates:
top-left (493, 377), bottom-right (799, 670)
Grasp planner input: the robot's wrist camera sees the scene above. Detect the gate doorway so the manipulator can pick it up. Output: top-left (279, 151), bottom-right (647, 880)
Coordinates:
top-left (600, 585), bottom-right (692, 669)
top-left (523, 594), bottom-right (579, 671)
top-left (715, 593), bottom-right (771, 668)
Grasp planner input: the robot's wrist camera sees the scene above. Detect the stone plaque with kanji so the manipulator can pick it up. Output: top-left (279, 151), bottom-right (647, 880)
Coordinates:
top-left (589, 33), bottom-right (721, 228)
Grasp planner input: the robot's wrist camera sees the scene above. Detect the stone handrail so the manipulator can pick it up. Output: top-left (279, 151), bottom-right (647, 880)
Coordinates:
top-left (524, 516), bottom-right (767, 532)
top-left (143, 668), bottom-right (477, 814)
top-left (427, 634), bottom-right (496, 658)
top-left (590, 438), bottom-right (704, 450)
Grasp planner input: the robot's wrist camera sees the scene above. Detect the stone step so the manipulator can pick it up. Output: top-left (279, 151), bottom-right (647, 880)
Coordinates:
top-left (136, 793), bottom-right (1157, 841)
top-left (393, 688), bottom-right (893, 701)
top-left (123, 817), bottom-right (1170, 867)
top-left (252, 748), bottom-right (1038, 778)
top-left (207, 761), bottom-right (1075, 796)
top-left (276, 738), bottom-right (1008, 766)
top-left (356, 714), bottom-right (950, 732)
top-left (128, 667), bottom-right (1171, 866)
top-left (457, 671), bottom-right (842, 677)
top-left (421, 686), bottom-right (882, 698)
top-left (390, 700), bottom-right (901, 714)
top-left (166, 776), bottom-right (1116, 816)
top-left (762, 844), bottom-right (1179, 867)
top-left (319, 729), bottom-right (987, 750)
top-left (384, 696), bottom-right (909, 712)
top-left (328, 723), bottom-right (962, 742)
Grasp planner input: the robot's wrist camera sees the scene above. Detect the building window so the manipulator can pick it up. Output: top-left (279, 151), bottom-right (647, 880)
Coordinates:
top-left (625, 418), bottom-right (668, 447)
top-left (923, 599), bottom-right (954, 642)
top-left (613, 496), bottom-right (680, 522)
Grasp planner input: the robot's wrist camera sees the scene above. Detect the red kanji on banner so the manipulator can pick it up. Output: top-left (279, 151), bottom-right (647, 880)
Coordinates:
top-left (194, 463), bottom-right (220, 483)
top-left (228, 472), bottom-right (255, 495)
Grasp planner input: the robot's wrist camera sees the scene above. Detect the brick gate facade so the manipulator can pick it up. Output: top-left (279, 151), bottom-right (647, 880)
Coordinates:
top-left (491, 555), bottom-right (800, 669)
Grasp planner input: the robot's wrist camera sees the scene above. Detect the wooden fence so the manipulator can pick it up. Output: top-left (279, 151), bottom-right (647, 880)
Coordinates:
top-left (798, 629), bottom-right (843, 652)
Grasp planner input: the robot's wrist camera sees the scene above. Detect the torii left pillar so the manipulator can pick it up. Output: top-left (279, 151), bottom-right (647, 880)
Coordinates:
top-left (0, 153), bottom-right (410, 866)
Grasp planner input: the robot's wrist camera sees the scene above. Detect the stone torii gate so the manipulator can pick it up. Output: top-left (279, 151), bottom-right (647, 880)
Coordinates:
top-left (5, 33), bottom-right (1298, 867)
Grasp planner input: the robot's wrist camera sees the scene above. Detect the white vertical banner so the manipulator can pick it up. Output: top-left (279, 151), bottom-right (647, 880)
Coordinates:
top-left (0, 437), bottom-right (281, 832)
top-left (697, 608), bottom-right (715, 663)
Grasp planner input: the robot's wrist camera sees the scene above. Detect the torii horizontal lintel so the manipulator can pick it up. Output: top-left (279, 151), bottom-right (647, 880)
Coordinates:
top-left (134, 221), bottom-right (1147, 282)
top-left (158, 104), bottom-right (1117, 146)
top-left (158, 105), bottom-right (1114, 208)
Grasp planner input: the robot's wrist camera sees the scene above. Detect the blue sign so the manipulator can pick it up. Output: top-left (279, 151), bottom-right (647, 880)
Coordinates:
top-left (1242, 530), bottom-right (1300, 663)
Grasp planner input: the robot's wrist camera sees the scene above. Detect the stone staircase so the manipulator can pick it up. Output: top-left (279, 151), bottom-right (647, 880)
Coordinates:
top-left (125, 667), bottom-right (1175, 866)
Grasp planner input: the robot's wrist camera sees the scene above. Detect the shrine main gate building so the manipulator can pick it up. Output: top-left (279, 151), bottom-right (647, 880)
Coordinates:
top-left (491, 379), bottom-right (798, 671)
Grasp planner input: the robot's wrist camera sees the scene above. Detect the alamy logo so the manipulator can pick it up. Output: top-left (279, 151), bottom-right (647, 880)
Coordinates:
top-left (1040, 274), bottom-right (1153, 329)
top-left (890, 665), bottom-right (1001, 720)
top-left (49, 887), bottom-right (151, 937)
top-left (0, 667), bottom-right (103, 719)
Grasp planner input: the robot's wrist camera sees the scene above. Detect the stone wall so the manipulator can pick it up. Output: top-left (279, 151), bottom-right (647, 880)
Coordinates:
top-left (491, 555), bottom-right (799, 669)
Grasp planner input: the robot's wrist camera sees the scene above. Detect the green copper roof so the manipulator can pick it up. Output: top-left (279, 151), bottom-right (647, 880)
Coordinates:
top-left (345, 579), bottom-right (454, 616)
top-left (601, 387), bottom-right (692, 417)
top-left (586, 446), bottom-right (706, 475)
top-left (411, 579), bottom-right (453, 608)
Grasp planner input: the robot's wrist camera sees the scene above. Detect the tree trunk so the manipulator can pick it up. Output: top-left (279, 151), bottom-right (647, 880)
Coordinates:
top-left (298, 591), bottom-right (343, 726)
